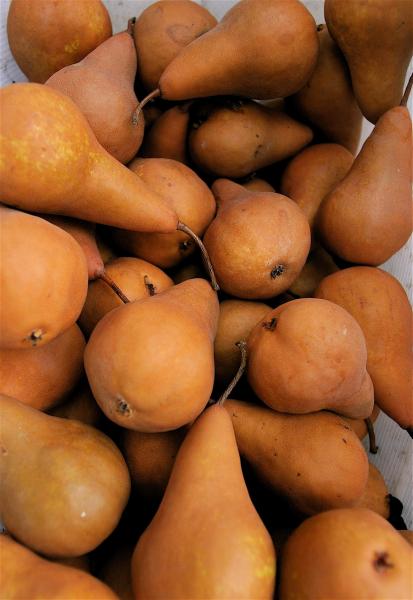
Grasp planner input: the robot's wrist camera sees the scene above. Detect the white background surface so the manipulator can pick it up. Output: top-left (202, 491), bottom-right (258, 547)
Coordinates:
top-left (0, 0), bottom-right (412, 527)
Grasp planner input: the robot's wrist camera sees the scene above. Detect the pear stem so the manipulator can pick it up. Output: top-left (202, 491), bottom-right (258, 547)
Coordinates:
top-left (365, 417), bottom-right (378, 454)
top-left (144, 275), bottom-right (156, 296)
top-left (127, 17), bottom-right (135, 36)
top-left (133, 89), bottom-right (161, 125)
top-left (400, 72), bottom-right (413, 107)
top-left (99, 272), bottom-right (130, 304)
top-left (217, 341), bottom-right (248, 406)
top-left (176, 222), bottom-right (219, 291)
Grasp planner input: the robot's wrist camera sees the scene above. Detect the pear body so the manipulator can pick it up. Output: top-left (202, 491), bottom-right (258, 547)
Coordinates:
top-left (0, 395), bottom-right (130, 557)
top-left (318, 107), bottom-right (413, 265)
top-left (159, 0), bottom-right (318, 100)
top-left (50, 386), bottom-right (104, 428)
top-left (242, 178), bottom-right (275, 193)
top-left (99, 544), bottom-right (134, 600)
top-left (132, 404), bottom-right (275, 599)
top-left (325, 0), bottom-right (413, 123)
top-left (204, 180), bottom-right (310, 299)
top-left (279, 508), bottom-right (413, 599)
top-left (0, 207), bottom-right (88, 350)
top-left (141, 103), bottom-right (191, 163)
top-left (6, 0), bottom-right (112, 83)
top-left (84, 279), bottom-right (219, 432)
top-left (315, 267), bottom-right (413, 429)
top-left (288, 245), bottom-right (339, 297)
top-left (46, 31), bottom-right (144, 164)
top-left (0, 83), bottom-right (177, 232)
top-left (226, 400), bottom-right (368, 515)
top-left (357, 463), bottom-right (390, 519)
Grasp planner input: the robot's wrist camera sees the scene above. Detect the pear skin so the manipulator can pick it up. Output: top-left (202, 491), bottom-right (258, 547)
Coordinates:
top-left (132, 404), bottom-right (276, 599)
top-left (357, 463), bottom-right (390, 519)
top-left (50, 385), bottom-right (104, 428)
top-left (399, 531), bottom-right (413, 546)
top-left (141, 103), bottom-right (191, 164)
top-left (99, 543), bottom-right (135, 600)
top-left (288, 245), bottom-right (339, 297)
top-left (242, 178), bottom-right (275, 193)
top-left (315, 267), bottom-right (413, 430)
top-left (341, 404), bottom-right (380, 440)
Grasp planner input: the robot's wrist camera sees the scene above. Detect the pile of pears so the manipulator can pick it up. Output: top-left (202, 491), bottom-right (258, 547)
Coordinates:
top-left (1, 0), bottom-right (413, 598)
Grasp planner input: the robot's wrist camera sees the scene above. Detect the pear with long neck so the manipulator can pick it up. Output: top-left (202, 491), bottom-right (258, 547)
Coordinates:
top-left (132, 404), bottom-right (275, 599)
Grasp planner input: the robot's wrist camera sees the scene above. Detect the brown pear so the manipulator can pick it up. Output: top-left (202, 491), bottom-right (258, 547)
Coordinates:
top-left (141, 103), bottom-right (191, 164)
top-left (79, 257), bottom-right (174, 336)
top-left (288, 245), bottom-right (339, 297)
top-left (288, 24), bottom-right (363, 153)
top-left (357, 463), bottom-right (390, 519)
top-left (50, 385), bottom-right (104, 428)
top-left (0, 535), bottom-right (118, 600)
top-left (155, 0), bottom-right (318, 100)
top-left (315, 267), bottom-right (413, 430)
top-left (132, 404), bottom-right (275, 599)
top-left (225, 400), bottom-right (368, 515)
top-left (84, 279), bottom-right (219, 432)
top-left (203, 179), bottom-right (311, 299)
top-left (242, 178), bottom-right (275, 193)
top-left (399, 531), bottom-right (413, 546)
top-left (0, 394), bottom-right (130, 557)
top-left (99, 543), bottom-right (135, 600)
top-left (280, 143), bottom-right (354, 230)
top-left (247, 298), bottom-right (373, 419)
top-left (6, 0), bottom-right (112, 83)
top-left (171, 258), bottom-right (206, 285)
top-left (0, 324), bottom-right (85, 411)
top-left (342, 404), bottom-right (381, 440)
top-left (134, 0), bottom-right (217, 91)
top-left (279, 508), bottom-right (413, 599)
top-left (0, 207), bottom-right (88, 350)
top-left (46, 27), bottom-right (144, 164)
top-left (0, 83), bottom-right (177, 232)
top-left (188, 99), bottom-right (313, 178)
top-left (109, 158), bottom-right (216, 268)
top-left (317, 106), bottom-right (412, 265)
top-left (325, 0), bottom-right (413, 123)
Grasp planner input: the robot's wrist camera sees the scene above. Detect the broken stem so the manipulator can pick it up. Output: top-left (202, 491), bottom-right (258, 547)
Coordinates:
top-left (144, 275), bottom-right (156, 296)
top-left (400, 72), bottom-right (413, 107)
top-left (127, 17), bottom-right (136, 36)
top-left (365, 417), bottom-right (378, 454)
top-left (99, 272), bottom-right (130, 304)
top-left (177, 221), bottom-right (219, 291)
top-left (133, 88), bottom-right (161, 125)
top-left (217, 341), bottom-right (248, 406)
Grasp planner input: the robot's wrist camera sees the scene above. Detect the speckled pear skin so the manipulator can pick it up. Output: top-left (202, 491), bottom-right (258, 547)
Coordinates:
top-left (132, 404), bottom-right (276, 599)
top-left (0, 83), bottom-right (177, 232)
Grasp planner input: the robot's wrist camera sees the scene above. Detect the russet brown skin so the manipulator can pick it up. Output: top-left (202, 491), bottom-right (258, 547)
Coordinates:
top-left (79, 256), bottom-right (174, 336)
top-left (134, 0), bottom-right (217, 91)
top-left (357, 463), bottom-right (390, 519)
top-left (318, 107), bottom-right (413, 265)
top-left (0, 207), bottom-right (88, 350)
top-left (289, 245), bottom-right (339, 297)
top-left (288, 25), bottom-right (363, 153)
top-left (0, 395), bottom-right (131, 557)
top-left (84, 279), bottom-right (219, 432)
top-left (50, 385), bottom-right (104, 428)
top-left (141, 103), bottom-right (191, 164)
top-left (315, 267), bottom-right (413, 430)
top-left (46, 30), bottom-right (144, 164)
top-left (188, 100), bottom-right (313, 178)
top-left (399, 531), bottom-right (413, 546)
top-left (6, 0), bottom-right (112, 84)
top-left (99, 544), bottom-right (135, 600)
top-left (242, 178), bottom-right (275, 193)
top-left (158, 0), bottom-right (319, 100)
top-left (132, 405), bottom-right (276, 599)
top-left (0, 324), bottom-right (85, 411)
top-left (109, 158), bottom-right (216, 269)
top-left (279, 508), bottom-right (413, 599)
top-left (204, 180), bottom-right (311, 299)
top-left (325, 0), bottom-right (413, 123)
top-left (247, 298), bottom-right (373, 419)
top-left (225, 400), bottom-right (369, 515)
top-left (341, 403), bottom-right (380, 440)
top-left (0, 84), bottom-right (177, 232)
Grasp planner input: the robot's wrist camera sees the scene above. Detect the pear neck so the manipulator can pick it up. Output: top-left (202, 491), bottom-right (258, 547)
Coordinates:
top-left (212, 179), bottom-right (247, 209)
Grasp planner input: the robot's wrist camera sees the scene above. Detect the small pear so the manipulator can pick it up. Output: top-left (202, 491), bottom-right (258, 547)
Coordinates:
top-left (132, 404), bottom-right (276, 599)
top-left (99, 543), bottom-right (135, 600)
top-left (288, 245), bottom-right (339, 297)
top-left (203, 179), bottom-right (311, 299)
top-left (341, 404), bottom-right (381, 440)
top-left (357, 463), bottom-right (390, 519)
top-left (141, 103), bottom-right (192, 164)
top-left (50, 385), bottom-right (104, 428)
top-left (242, 178), bottom-right (275, 193)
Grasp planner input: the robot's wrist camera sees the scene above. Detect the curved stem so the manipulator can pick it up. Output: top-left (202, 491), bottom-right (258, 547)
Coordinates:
top-left (127, 17), bottom-right (136, 36)
top-left (177, 221), bottom-right (219, 291)
top-left (99, 272), bottom-right (130, 304)
top-left (133, 89), bottom-right (161, 125)
top-left (144, 275), bottom-right (156, 296)
top-left (217, 341), bottom-right (248, 406)
top-left (400, 72), bottom-right (413, 107)
top-left (365, 417), bottom-right (378, 454)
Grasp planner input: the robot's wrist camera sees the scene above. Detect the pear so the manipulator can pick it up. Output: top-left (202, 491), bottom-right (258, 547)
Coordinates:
top-left (317, 105), bottom-right (412, 265)
top-left (279, 508), bottom-right (413, 599)
top-left (134, 0), bottom-right (217, 91)
top-left (325, 0), bottom-right (413, 123)
top-left (315, 267), bottom-right (413, 430)
top-left (7, 0), bottom-right (112, 83)
top-left (288, 24), bottom-right (363, 153)
top-left (132, 404), bottom-right (276, 599)
top-left (99, 543), bottom-right (135, 600)
top-left (141, 103), bottom-right (192, 164)
top-left (0, 535), bottom-right (118, 600)
top-left (171, 258), bottom-right (206, 285)
top-left (399, 531), bottom-right (413, 546)
top-left (242, 178), bottom-right (275, 193)
top-left (288, 245), bottom-right (339, 297)
top-left (50, 384), bottom-right (104, 428)
top-left (84, 279), bottom-right (219, 432)
top-left (203, 179), bottom-right (311, 299)
top-left (342, 404), bottom-right (381, 441)
top-left (247, 298), bottom-right (373, 419)
top-left (0, 394), bottom-right (130, 557)
top-left (225, 400), bottom-right (368, 515)
top-left (0, 207), bottom-right (88, 350)
top-left (79, 257), bottom-right (174, 336)
top-left (109, 158), bottom-right (216, 269)
top-left (46, 25), bottom-right (144, 164)
top-left (0, 83), bottom-right (177, 232)
top-left (357, 463), bottom-right (390, 519)
top-left (0, 324), bottom-right (85, 412)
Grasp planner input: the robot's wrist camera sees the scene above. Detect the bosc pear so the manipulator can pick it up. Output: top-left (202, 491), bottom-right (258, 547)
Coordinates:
top-left (132, 404), bottom-right (275, 599)
top-left (141, 103), bottom-right (192, 164)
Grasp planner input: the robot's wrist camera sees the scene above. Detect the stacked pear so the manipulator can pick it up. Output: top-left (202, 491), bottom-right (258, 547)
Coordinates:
top-left (141, 103), bottom-right (192, 163)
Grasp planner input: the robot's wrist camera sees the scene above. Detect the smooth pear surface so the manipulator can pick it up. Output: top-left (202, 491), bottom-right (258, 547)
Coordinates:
top-left (288, 245), bottom-right (339, 297)
top-left (141, 103), bottom-right (191, 164)
top-left (357, 463), bottom-right (390, 519)
top-left (50, 385), bottom-right (104, 428)
top-left (242, 178), bottom-right (275, 193)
